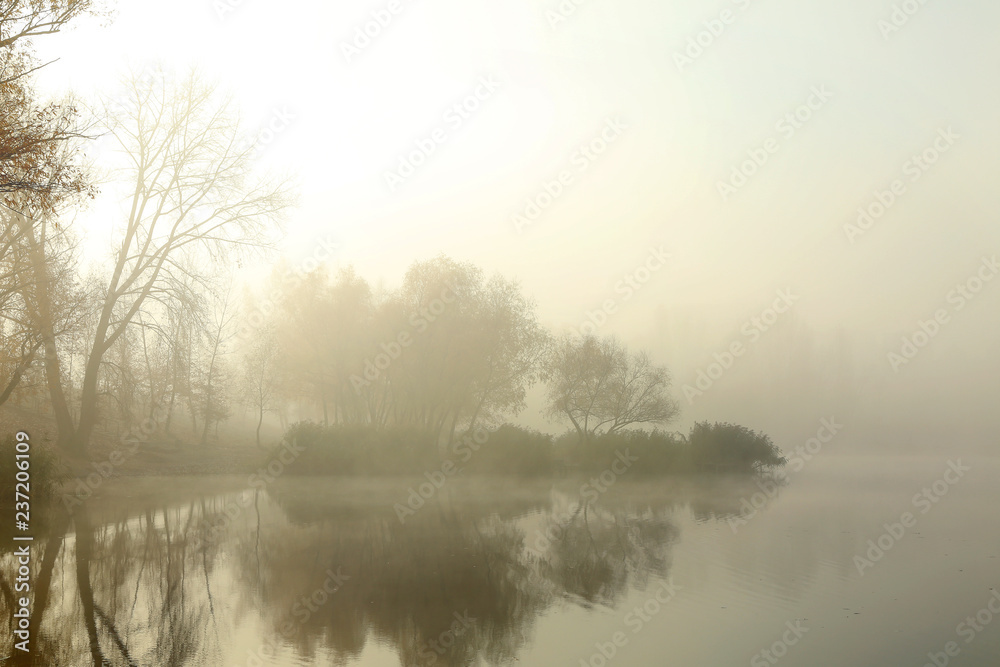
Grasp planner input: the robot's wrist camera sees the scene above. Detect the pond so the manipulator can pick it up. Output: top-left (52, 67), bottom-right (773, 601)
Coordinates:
top-left (2, 454), bottom-right (998, 666)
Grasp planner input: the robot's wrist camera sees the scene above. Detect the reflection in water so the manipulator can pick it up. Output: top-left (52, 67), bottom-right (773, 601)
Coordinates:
top-left (0, 476), bottom-right (761, 666)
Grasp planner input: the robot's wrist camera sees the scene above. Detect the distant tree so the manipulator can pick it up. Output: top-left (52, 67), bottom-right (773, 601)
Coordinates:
top-left (376, 256), bottom-right (548, 441)
top-left (241, 325), bottom-right (278, 448)
top-left (193, 283), bottom-right (237, 445)
top-left (545, 334), bottom-right (679, 440)
top-left (265, 256), bottom-right (547, 441)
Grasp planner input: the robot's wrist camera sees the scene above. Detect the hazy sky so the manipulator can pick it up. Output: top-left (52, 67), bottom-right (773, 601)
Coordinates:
top-left (31, 0), bottom-right (1000, 444)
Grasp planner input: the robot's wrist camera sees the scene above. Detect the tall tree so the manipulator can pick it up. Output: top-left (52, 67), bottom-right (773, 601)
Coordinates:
top-left (40, 70), bottom-right (291, 453)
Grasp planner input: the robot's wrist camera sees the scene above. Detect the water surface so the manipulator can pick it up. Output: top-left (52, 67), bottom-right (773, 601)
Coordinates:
top-left (2, 455), bottom-right (998, 666)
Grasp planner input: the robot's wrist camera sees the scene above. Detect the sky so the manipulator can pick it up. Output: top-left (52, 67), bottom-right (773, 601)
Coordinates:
top-left (29, 0), bottom-right (1000, 447)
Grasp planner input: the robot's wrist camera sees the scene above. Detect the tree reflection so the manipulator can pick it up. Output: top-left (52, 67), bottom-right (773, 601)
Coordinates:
top-left (1, 480), bottom-right (690, 666)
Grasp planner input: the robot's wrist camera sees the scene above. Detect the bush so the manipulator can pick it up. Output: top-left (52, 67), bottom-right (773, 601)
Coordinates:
top-left (461, 425), bottom-right (554, 476)
top-left (688, 421), bottom-right (785, 473)
top-left (556, 429), bottom-right (690, 475)
top-left (268, 421), bottom-right (784, 478)
top-left (275, 422), bottom-right (439, 475)
top-left (272, 422), bottom-right (558, 476)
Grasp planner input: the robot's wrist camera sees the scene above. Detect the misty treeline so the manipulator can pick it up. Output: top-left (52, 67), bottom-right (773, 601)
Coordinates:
top-left (0, 1), bottom-right (687, 457)
top-left (249, 257), bottom-right (676, 443)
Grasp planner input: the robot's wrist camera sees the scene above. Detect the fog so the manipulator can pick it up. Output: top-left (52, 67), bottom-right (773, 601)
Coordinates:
top-left (2, 1), bottom-right (998, 664)
top-left (22, 0), bottom-right (997, 454)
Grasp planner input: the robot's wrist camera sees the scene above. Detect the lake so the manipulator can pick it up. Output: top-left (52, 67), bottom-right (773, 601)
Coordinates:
top-left (3, 454), bottom-right (998, 666)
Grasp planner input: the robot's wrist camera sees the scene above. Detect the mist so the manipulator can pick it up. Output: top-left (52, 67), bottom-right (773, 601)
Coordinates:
top-left (2, 0), bottom-right (998, 665)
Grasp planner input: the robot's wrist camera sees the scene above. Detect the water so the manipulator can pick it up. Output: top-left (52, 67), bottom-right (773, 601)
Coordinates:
top-left (3, 455), bottom-right (998, 666)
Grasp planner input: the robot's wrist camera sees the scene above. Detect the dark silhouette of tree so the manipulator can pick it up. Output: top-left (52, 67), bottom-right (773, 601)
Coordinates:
top-left (545, 334), bottom-right (679, 440)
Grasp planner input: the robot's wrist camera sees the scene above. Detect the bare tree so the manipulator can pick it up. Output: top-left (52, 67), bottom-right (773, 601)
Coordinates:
top-left (0, 0), bottom-right (100, 51)
top-left (194, 282), bottom-right (237, 445)
top-left (3, 203), bottom-right (86, 409)
top-left (241, 324), bottom-right (278, 448)
top-left (545, 334), bottom-right (678, 440)
top-left (39, 69), bottom-right (291, 453)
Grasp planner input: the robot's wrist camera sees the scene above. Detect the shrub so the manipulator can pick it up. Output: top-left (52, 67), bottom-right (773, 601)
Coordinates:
top-left (272, 422), bottom-right (558, 476)
top-left (275, 422), bottom-right (439, 475)
top-left (688, 421), bottom-right (785, 473)
top-left (556, 429), bottom-right (690, 475)
top-left (461, 425), bottom-right (554, 476)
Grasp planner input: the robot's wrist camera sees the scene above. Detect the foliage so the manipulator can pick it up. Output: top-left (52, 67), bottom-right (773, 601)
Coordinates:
top-left (274, 422), bottom-right (440, 476)
top-left (271, 422), bottom-right (556, 476)
top-left (272, 421), bottom-right (783, 477)
top-left (553, 428), bottom-right (688, 474)
top-left (270, 257), bottom-right (549, 440)
top-left (687, 421), bottom-right (786, 473)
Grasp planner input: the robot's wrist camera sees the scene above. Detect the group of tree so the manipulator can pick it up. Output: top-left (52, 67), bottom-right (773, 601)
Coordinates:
top-left (1, 2), bottom-right (293, 455)
top-left (0, 1), bottom-right (777, 472)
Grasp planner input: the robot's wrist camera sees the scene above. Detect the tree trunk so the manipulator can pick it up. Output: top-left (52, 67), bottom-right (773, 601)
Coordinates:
top-left (20, 217), bottom-right (77, 450)
top-left (74, 508), bottom-right (106, 665)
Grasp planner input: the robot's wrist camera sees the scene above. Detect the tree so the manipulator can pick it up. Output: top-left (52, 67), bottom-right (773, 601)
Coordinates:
top-left (381, 256), bottom-right (547, 440)
top-left (38, 70), bottom-right (291, 454)
top-left (263, 256), bottom-right (547, 441)
top-left (1, 0), bottom-right (100, 408)
top-left (0, 1), bottom-right (100, 51)
top-left (241, 324), bottom-right (278, 448)
top-left (545, 334), bottom-right (679, 440)
top-left (1, 1), bottom-right (98, 206)
top-left (194, 283), bottom-right (237, 445)
top-left (3, 205), bottom-right (87, 410)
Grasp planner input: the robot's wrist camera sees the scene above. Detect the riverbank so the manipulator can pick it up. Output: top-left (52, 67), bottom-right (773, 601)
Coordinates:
top-left (0, 405), bottom-right (267, 477)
